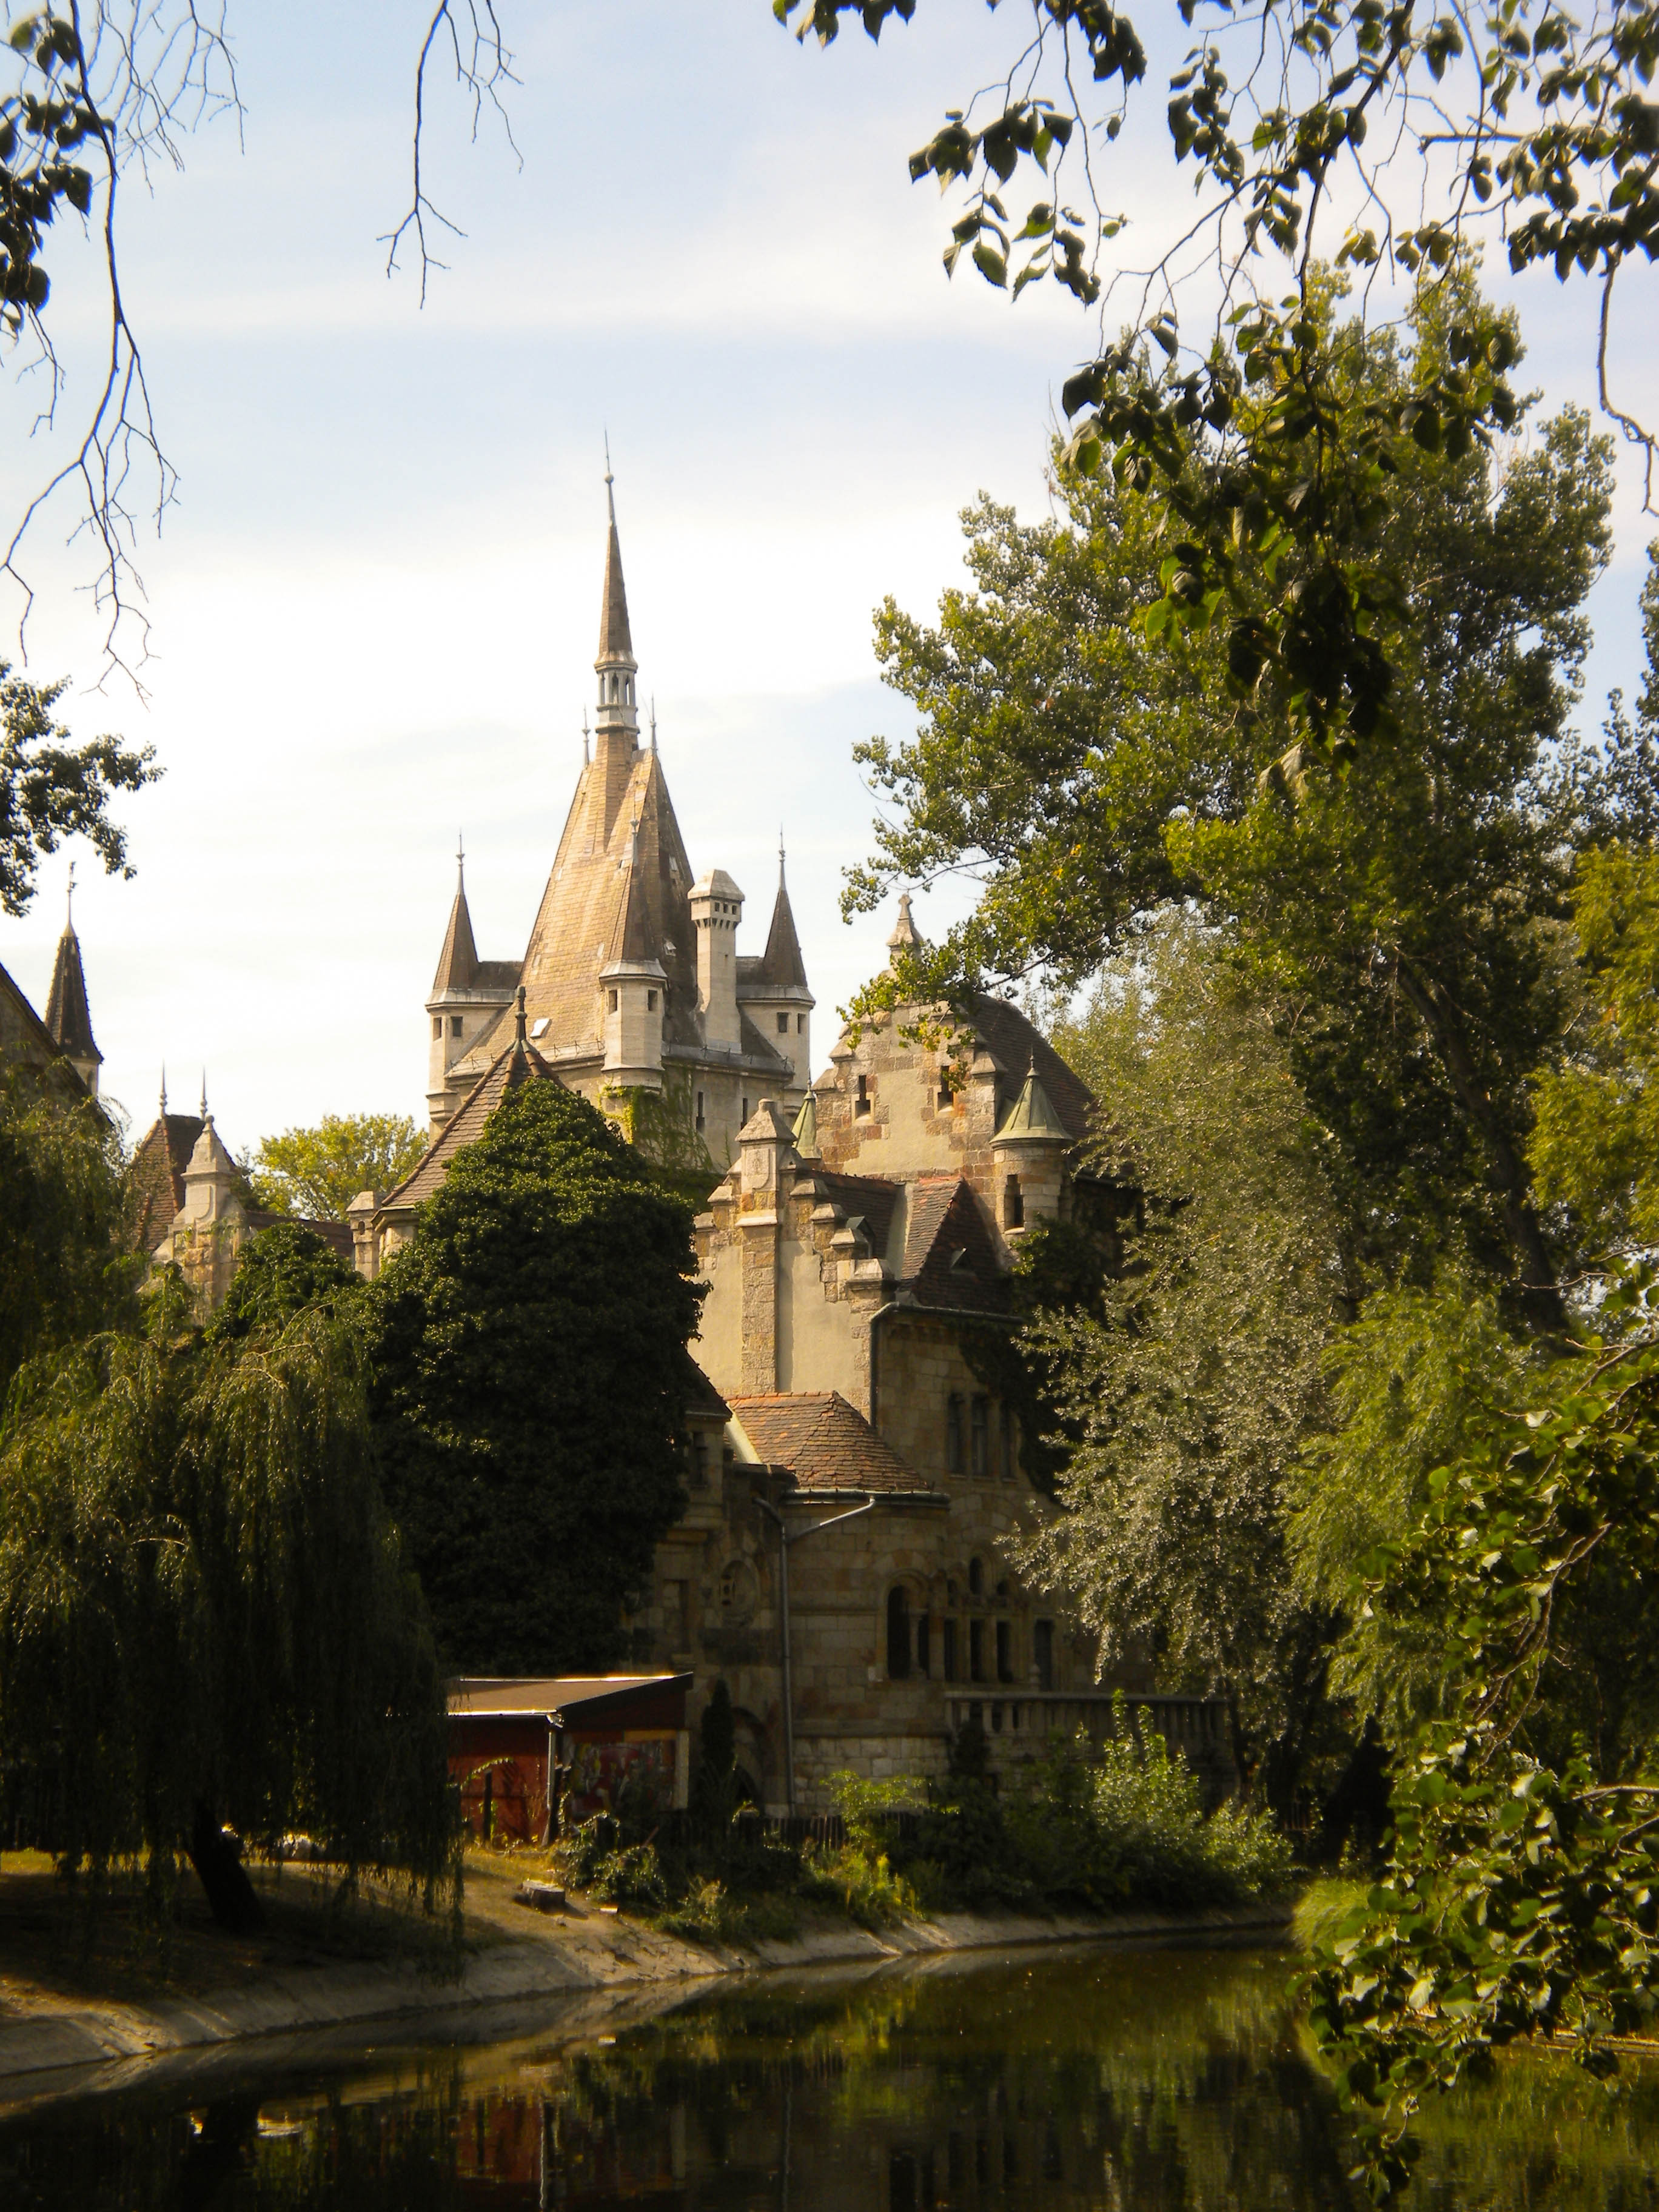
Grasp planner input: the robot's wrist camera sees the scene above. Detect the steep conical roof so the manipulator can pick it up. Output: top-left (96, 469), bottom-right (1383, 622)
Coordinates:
top-left (614, 830), bottom-right (660, 966)
top-left (431, 859), bottom-right (479, 995)
top-left (44, 920), bottom-right (100, 1068)
top-left (791, 1090), bottom-right (818, 1157)
top-left (760, 860), bottom-right (809, 990)
top-left (597, 476), bottom-right (634, 665)
top-left (996, 1060), bottom-right (1068, 1142)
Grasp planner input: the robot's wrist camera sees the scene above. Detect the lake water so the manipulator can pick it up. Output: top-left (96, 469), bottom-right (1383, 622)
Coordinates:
top-left (3, 1940), bottom-right (1658, 2210)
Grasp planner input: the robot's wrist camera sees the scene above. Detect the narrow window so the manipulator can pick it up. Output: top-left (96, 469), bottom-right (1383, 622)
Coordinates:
top-left (450, 1014), bottom-right (463, 1037)
top-left (969, 1618), bottom-right (985, 1683)
top-left (690, 1432), bottom-right (709, 1488)
top-left (968, 1555), bottom-right (984, 1597)
top-left (741, 1095), bottom-right (749, 1123)
top-left (945, 1393), bottom-right (965, 1475)
top-left (777, 1010), bottom-right (789, 1034)
top-left (1033, 1619), bottom-right (1054, 1691)
top-left (646, 988), bottom-right (657, 1011)
top-left (855, 1073), bottom-right (870, 1115)
top-left (916, 1614), bottom-right (931, 1677)
top-left (999, 1402), bottom-right (1016, 1482)
top-left (996, 1619), bottom-right (1014, 1684)
top-left (1003, 1174), bottom-right (1024, 1229)
top-left (432, 1017), bottom-right (442, 1040)
top-left (608, 988), bottom-right (619, 1013)
top-left (942, 1618), bottom-right (958, 1681)
top-left (970, 1395), bottom-right (990, 1478)
top-left (886, 1586), bottom-right (911, 1680)
top-left (797, 1014), bottom-right (805, 1033)
top-left (696, 1091), bottom-right (705, 1130)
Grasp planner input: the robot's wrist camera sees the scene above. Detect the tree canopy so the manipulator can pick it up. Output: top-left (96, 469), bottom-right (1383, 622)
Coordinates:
top-left (0, 1067), bottom-right (136, 1396)
top-left (249, 1113), bottom-right (427, 1222)
top-left (0, 664), bottom-right (156, 916)
top-left (853, 273), bottom-right (1612, 1316)
top-left (366, 1079), bottom-right (703, 1675)
top-left (0, 1274), bottom-right (453, 1925)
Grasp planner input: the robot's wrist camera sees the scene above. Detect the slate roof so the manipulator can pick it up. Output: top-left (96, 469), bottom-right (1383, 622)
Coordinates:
top-left (44, 925), bottom-right (99, 1067)
top-left (808, 1168), bottom-right (901, 1264)
top-left (382, 1019), bottom-right (560, 1215)
top-left (727, 1392), bottom-right (936, 1496)
top-left (900, 1175), bottom-right (1008, 1313)
top-left (758, 876), bottom-right (808, 991)
top-left (967, 994), bottom-right (1093, 1142)
top-left (128, 1111), bottom-right (204, 1250)
top-left (0, 959), bottom-right (83, 1094)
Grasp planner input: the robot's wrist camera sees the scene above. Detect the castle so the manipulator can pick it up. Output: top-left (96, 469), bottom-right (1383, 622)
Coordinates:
top-left (4, 482), bottom-right (1233, 1814)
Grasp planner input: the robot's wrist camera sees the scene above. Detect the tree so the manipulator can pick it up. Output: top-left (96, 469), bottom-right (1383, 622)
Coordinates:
top-left (1304, 1279), bottom-right (1659, 2196)
top-left (366, 1080), bottom-right (702, 1675)
top-left (1529, 841), bottom-right (1659, 1260)
top-left (1015, 907), bottom-right (1346, 1801)
top-left (249, 1113), bottom-right (427, 1222)
top-left (779, 0), bottom-right (1654, 755)
top-left (0, 664), bottom-right (156, 915)
top-left (850, 274), bottom-right (1613, 1315)
top-left (0, 1269), bottom-right (454, 1928)
top-left (0, 1065), bottom-right (136, 1395)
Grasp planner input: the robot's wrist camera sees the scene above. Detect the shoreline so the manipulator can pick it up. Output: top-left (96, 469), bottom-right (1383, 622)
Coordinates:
top-left (0, 1894), bottom-right (1290, 2113)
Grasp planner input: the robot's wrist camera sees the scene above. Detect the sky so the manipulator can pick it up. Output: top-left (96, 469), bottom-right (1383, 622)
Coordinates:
top-left (0, 2), bottom-right (1652, 1156)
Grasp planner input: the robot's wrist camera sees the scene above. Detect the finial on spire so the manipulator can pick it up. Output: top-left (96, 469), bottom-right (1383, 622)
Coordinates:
top-left (514, 984), bottom-right (528, 1047)
top-left (456, 831), bottom-right (465, 885)
top-left (65, 859), bottom-right (76, 930)
top-left (159, 1062), bottom-right (167, 1114)
top-left (199, 1070), bottom-right (209, 1122)
top-left (581, 709), bottom-right (591, 765)
top-left (649, 697), bottom-right (657, 754)
top-left (779, 827), bottom-right (786, 887)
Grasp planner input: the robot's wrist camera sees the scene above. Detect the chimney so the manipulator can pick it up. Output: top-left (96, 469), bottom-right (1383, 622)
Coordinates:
top-left (690, 868), bottom-right (743, 1051)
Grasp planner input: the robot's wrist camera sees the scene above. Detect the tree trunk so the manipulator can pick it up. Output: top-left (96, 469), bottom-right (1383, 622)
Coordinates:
top-left (187, 1800), bottom-right (264, 1934)
top-left (1392, 950), bottom-right (1565, 1332)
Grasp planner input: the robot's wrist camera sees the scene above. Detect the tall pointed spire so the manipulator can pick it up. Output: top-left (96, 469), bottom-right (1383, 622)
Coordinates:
top-left (597, 444), bottom-right (635, 668)
top-left (760, 834), bottom-right (808, 990)
top-left (431, 840), bottom-right (480, 995)
top-left (43, 866), bottom-right (101, 1093)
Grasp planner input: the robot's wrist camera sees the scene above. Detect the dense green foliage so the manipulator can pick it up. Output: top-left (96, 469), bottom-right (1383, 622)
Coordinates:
top-left (0, 1070), bottom-right (136, 1396)
top-left (210, 1220), bottom-right (363, 1340)
top-left (249, 1113), bottom-right (427, 1221)
top-left (0, 1285), bottom-right (454, 1916)
top-left (853, 276), bottom-right (1610, 1315)
top-left (366, 1080), bottom-right (702, 1674)
top-left (1015, 910), bottom-right (1345, 1800)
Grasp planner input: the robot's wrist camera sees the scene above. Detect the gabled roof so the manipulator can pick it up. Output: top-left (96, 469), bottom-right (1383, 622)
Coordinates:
top-left (44, 925), bottom-right (99, 1067)
top-left (383, 1015), bottom-right (560, 1216)
top-left (0, 958), bottom-right (81, 1091)
top-left (728, 1392), bottom-right (935, 1496)
top-left (128, 1111), bottom-right (204, 1250)
top-left (900, 1174), bottom-right (1008, 1313)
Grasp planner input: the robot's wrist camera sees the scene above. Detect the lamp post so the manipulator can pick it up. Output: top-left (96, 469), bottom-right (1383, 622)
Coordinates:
top-left (758, 1492), bottom-right (875, 1814)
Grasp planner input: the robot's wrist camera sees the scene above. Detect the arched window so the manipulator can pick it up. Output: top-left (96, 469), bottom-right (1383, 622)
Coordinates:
top-left (945, 1393), bottom-right (965, 1474)
top-left (996, 1619), bottom-right (1014, 1684)
top-left (916, 1612), bottom-right (931, 1677)
top-left (1033, 1618), bottom-right (1055, 1691)
top-left (970, 1395), bottom-right (990, 1477)
top-left (886, 1586), bottom-right (911, 1680)
top-left (1003, 1174), bottom-right (1024, 1228)
top-left (968, 1555), bottom-right (984, 1596)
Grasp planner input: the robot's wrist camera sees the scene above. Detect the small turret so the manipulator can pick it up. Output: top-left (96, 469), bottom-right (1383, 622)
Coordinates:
top-left (992, 1057), bottom-right (1070, 1237)
top-left (426, 837), bottom-right (516, 1131)
top-left (42, 867), bottom-right (101, 1094)
top-left (736, 835), bottom-right (814, 1098)
top-left (592, 452), bottom-right (641, 839)
top-left (691, 867), bottom-right (744, 1051)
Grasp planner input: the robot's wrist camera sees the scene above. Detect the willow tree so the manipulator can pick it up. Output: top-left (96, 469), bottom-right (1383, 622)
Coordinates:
top-left (0, 1251), bottom-right (454, 1929)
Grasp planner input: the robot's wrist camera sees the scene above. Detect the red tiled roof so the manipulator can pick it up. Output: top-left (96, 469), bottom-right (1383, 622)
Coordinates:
top-left (902, 1175), bottom-right (1009, 1314)
top-left (728, 1392), bottom-right (936, 1495)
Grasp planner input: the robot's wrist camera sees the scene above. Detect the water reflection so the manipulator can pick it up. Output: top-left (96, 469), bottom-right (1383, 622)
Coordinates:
top-left (2, 1942), bottom-right (1657, 2210)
